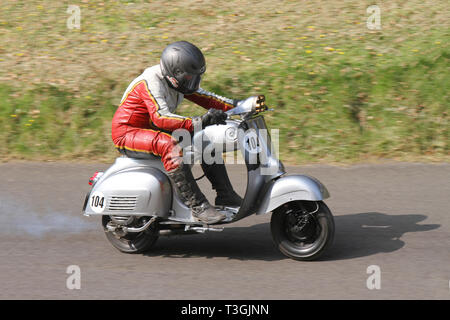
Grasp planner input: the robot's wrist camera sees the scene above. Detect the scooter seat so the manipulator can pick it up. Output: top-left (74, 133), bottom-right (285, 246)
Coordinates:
top-left (122, 154), bottom-right (161, 161)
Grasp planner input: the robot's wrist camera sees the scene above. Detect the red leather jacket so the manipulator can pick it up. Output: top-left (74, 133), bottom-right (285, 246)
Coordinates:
top-left (112, 65), bottom-right (236, 140)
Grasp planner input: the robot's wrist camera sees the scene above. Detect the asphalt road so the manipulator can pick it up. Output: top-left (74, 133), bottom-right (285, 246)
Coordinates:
top-left (0, 161), bottom-right (448, 299)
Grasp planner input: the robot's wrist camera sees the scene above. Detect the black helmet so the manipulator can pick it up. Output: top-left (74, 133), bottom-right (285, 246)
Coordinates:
top-left (160, 41), bottom-right (206, 95)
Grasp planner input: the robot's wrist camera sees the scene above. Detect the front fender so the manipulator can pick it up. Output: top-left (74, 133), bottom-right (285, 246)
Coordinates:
top-left (256, 175), bottom-right (330, 214)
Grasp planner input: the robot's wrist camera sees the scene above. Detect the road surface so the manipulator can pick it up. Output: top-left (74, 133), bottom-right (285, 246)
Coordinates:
top-left (0, 161), bottom-right (448, 299)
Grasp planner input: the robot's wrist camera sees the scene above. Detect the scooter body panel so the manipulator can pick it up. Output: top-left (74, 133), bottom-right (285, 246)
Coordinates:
top-left (83, 157), bottom-right (172, 218)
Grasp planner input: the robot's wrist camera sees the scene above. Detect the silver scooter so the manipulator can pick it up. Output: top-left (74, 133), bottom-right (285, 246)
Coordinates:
top-left (82, 96), bottom-right (334, 261)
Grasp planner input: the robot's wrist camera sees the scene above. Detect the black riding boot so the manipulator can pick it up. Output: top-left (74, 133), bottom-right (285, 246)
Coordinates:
top-left (167, 164), bottom-right (226, 224)
top-left (200, 162), bottom-right (243, 207)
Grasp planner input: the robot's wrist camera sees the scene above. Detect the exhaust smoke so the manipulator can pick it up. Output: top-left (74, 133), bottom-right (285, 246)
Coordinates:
top-left (0, 199), bottom-right (96, 237)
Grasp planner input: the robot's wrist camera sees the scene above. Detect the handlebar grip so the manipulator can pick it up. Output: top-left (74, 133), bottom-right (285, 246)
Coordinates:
top-left (255, 95), bottom-right (267, 112)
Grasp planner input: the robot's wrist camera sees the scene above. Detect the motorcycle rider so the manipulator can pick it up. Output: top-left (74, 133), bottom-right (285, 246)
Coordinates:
top-left (111, 41), bottom-right (243, 224)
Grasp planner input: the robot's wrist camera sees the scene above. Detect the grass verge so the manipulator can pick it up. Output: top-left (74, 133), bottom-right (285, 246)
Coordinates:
top-left (0, 0), bottom-right (448, 163)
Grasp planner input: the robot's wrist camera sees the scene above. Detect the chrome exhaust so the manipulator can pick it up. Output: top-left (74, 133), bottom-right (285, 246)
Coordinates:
top-left (106, 216), bottom-right (157, 233)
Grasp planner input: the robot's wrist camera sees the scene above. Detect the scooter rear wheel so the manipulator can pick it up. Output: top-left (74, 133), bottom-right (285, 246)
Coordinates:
top-left (102, 215), bottom-right (159, 254)
top-left (271, 200), bottom-right (334, 261)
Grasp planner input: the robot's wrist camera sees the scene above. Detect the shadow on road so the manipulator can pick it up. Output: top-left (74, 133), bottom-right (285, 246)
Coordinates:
top-left (325, 212), bottom-right (440, 261)
top-left (144, 212), bottom-right (440, 261)
top-left (145, 222), bottom-right (282, 261)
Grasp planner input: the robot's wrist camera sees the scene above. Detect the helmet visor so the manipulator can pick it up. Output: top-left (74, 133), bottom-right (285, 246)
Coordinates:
top-left (178, 73), bottom-right (202, 95)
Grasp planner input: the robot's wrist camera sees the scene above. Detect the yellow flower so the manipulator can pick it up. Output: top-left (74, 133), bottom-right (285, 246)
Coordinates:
top-left (10, 114), bottom-right (17, 118)
top-left (319, 34), bottom-right (326, 38)
top-left (412, 49), bottom-right (419, 52)
top-left (377, 53), bottom-right (383, 56)
top-left (305, 50), bottom-right (312, 54)
top-left (435, 41), bottom-right (441, 45)
top-left (338, 52), bottom-right (345, 55)
top-left (325, 47), bottom-right (335, 51)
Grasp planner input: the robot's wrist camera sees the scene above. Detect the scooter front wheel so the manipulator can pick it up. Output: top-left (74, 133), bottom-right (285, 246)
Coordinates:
top-left (102, 215), bottom-right (159, 254)
top-left (271, 200), bottom-right (334, 261)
